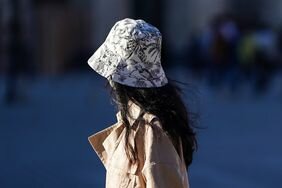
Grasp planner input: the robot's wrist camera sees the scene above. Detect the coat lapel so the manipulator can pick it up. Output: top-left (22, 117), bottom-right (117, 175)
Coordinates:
top-left (88, 113), bottom-right (124, 169)
top-left (88, 103), bottom-right (155, 171)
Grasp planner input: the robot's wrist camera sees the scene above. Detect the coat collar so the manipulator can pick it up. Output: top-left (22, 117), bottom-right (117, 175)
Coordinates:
top-left (88, 102), bottom-right (155, 170)
top-left (88, 113), bottom-right (124, 169)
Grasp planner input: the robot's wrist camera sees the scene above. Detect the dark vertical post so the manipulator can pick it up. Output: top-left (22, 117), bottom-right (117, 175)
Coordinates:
top-left (132, 0), bottom-right (169, 66)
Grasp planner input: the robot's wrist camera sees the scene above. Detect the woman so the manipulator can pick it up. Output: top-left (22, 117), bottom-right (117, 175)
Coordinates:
top-left (88, 18), bottom-right (197, 188)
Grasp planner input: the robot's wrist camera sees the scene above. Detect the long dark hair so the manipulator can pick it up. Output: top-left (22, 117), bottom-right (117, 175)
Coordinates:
top-left (108, 80), bottom-right (197, 168)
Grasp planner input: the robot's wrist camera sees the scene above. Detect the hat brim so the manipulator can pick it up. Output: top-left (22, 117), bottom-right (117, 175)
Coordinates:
top-left (88, 43), bottom-right (168, 88)
top-left (88, 43), bottom-right (121, 79)
top-left (88, 44), bottom-right (108, 78)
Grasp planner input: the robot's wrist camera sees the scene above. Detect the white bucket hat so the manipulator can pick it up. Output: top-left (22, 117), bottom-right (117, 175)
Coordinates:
top-left (88, 18), bottom-right (168, 88)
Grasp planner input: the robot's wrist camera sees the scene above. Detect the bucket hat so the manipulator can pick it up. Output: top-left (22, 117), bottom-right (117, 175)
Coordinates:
top-left (88, 18), bottom-right (168, 88)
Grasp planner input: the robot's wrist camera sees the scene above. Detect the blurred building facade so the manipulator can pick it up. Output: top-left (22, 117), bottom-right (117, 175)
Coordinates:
top-left (1, 0), bottom-right (282, 74)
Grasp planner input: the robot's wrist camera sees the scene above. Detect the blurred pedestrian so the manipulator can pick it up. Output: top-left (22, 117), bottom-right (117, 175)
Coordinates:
top-left (87, 18), bottom-right (197, 188)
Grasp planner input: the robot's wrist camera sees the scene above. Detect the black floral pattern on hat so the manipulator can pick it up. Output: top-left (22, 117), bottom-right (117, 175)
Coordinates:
top-left (88, 18), bottom-right (168, 88)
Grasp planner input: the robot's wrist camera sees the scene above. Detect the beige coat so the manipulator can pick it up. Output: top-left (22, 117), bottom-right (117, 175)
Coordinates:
top-left (88, 103), bottom-right (190, 188)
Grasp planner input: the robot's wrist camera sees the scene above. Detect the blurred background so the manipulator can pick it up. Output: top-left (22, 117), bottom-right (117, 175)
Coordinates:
top-left (0, 0), bottom-right (282, 187)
